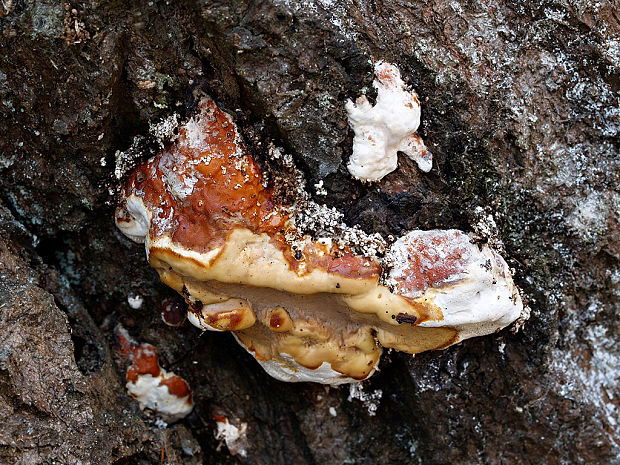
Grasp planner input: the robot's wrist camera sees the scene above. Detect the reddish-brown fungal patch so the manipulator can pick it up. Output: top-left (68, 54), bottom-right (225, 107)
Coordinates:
top-left (159, 376), bottom-right (192, 399)
top-left (121, 98), bottom-right (372, 281)
top-left (390, 230), bottom-right (471, 297)
top-left (294, 242), bottom-right (381, 279)
top-left (126, 344), bottom-right (161, 382)
top-left (161, 297), bottom-right (188, 327)
top-left (123, 99), bottom-right (287, 253)
top-left (270, 313), bottom-right (284, 329)
top-left (205, 309), bottom-right (244, 330)
top-left (268, 307), bottom-right (293, 332)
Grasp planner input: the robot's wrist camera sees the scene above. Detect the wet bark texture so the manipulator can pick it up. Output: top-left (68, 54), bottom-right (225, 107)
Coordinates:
top-left (0, 1), bottom-right (618, 464)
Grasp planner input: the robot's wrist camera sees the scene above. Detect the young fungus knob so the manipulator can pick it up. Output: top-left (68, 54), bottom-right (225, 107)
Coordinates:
top-left (345, 61), bottom-right (432, 182)
top-left (114, 326), bottom-right (193, 419)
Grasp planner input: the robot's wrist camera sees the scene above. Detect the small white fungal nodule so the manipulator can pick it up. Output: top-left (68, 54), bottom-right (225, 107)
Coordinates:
top-left (346, 61), bottom-right (432, 181)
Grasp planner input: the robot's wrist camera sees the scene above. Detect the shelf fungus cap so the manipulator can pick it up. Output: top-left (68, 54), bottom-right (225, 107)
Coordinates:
top-left (114, 326), bottom-right (193, 420)
top-left (346, 61), bottom-right (432, 182)
top-left (115, 97), bottom-right (523, 385)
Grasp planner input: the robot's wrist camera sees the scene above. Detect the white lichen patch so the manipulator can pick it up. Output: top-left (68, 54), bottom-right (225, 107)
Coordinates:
top-left (567, 191), bottom-right (613, 244)
top-left (549, 310), bottom-right (620, 439)
top-left (114, 143), bottom-right (145, 181)
top-left (288, 200), bottom-right (387, 259)
top-left (280, 0), bottom-right (358, 41)
top-left (347, 383), bottom-right (383, 416)
top-left (346, 61), bottom-right (432, 181)
top-left (472, 206), bottom-right (505, 253)
top-left (149, 113), bottom-right (180, 147)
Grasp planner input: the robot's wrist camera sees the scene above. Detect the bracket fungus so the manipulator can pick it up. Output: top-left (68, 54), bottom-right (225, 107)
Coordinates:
top-left (115, 96), bottom-right (523, 385)
top-left (346, 61), bottom-right (432, 182)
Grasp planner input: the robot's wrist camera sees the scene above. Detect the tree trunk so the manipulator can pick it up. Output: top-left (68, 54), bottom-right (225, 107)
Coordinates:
top-left (0, 1), bottom-right (618, 464)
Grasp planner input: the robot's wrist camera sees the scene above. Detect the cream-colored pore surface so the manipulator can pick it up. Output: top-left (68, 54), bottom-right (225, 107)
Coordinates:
top-left (153, 266), bottom-right (456, 380)
top-left (149, 228), bottom-right (441, 324)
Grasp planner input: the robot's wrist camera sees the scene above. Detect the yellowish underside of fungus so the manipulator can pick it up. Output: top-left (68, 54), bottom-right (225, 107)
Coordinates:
top-left (147, 228), bottom-right (457, 382)
top-left (116, 96), bottom-right (523, 385)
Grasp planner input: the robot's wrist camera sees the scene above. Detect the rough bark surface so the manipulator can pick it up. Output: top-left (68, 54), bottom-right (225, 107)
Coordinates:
top-left (0, 1), bottom-right (618, 464)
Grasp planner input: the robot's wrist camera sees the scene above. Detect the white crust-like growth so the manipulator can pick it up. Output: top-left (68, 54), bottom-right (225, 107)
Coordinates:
top-left (346, 61), bottom-right (432, 181)
top-left (213, 415), bottom-right (248, 457)
top-left (257, 358), bottom-right (354, 385)
top-left (126, 372), bottom-right (194, 421)
top-left (115, 327), bottom-right (193, 420)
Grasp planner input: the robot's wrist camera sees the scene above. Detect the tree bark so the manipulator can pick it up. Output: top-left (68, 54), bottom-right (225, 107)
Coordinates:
top-left (0, 1), bottom-right (618, 464)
